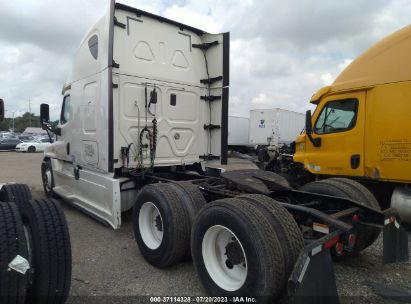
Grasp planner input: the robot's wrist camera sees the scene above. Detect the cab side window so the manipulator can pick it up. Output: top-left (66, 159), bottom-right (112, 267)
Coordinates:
top-left (314, 99), bottom-right (358, 134)
top-left (60, 95), bottom-right (71, 124)
top-left (88, 35), bottom-right (98, 60)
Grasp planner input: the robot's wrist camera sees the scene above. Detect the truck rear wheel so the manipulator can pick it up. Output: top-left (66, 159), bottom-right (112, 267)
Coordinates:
top-left (300, 179), bottom-right (380, 254)
top-left (0, 184), bottom-right (32, 210)
top-left (170, 182), bottom-right (206, 215)
top-left (19, 199), bottom-right (72, 303)
top-left (191, 198), bottom-right (286, 300)
top-left (132, 183), bottom-right (191, 268)
top-left (237, 194), bottom-right (303, 275)
top-left (324, 178), bottom-right (381, 249)
top-left (169, 182), bottom-right (206, 260)
top-left (0, 201), bottom-right (29, 304)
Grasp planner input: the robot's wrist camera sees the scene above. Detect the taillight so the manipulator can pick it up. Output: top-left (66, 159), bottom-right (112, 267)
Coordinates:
top-left (324, 235), bottom-right (340, 249)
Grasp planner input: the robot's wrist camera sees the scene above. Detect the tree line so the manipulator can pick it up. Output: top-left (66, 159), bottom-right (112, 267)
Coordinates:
top-left (0, 112), bottom-right (58, 133)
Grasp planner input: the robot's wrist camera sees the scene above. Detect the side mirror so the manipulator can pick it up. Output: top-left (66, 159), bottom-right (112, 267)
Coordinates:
top-left (0, 99), bottom-right (4, 122)
top-left (40, 103), bottom-right (50, 123)
top-left (305, 110), bottom-right (322, 147)
top-left (39, 103), bottom-right (60, 140)
top-left (305, 110), bottom-right (313, 135)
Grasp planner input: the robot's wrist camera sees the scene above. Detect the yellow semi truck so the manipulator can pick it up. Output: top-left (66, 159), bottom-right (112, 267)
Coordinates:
top-left (292, 24), bottom-right (411, 222)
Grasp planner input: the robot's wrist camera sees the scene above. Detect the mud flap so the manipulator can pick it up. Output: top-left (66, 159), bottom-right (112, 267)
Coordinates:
top-left (383, 218), bottom-right (409, 264)
top-left (288, 248), bottom-right (339, 304)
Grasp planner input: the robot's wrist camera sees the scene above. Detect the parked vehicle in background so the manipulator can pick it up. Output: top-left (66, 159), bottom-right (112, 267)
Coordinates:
top-left (262, 24), bottom-right (411, 224)
top-left (0, 138), bottom-right (22, 151)
top-left (0, 132), bottom-right (16, 139)
top-left (15, 138), bottom-right (52, 152)
top-left (228, 116), bottom-right (250, 146)
top-left (228, 109), bottom-right (305, 155)
top-left (249, 108), bottom-right (305, 146)
top-left (18, 135), bottom-right (36, 142)
top-left (228, 116), bottom-right (251, 154)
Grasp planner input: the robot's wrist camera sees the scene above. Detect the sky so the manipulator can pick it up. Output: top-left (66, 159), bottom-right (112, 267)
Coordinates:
top-left (1, 0), bottom-right (411, 120)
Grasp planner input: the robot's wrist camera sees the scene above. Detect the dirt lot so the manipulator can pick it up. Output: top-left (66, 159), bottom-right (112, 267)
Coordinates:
top-left (0, 152), bottom-right (410, 303)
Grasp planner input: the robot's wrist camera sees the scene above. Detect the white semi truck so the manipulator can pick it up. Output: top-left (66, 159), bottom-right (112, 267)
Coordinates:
top-left (40, 1), bottom-right (228, 230)
top-left (39, 2), bottom-right (408, 301)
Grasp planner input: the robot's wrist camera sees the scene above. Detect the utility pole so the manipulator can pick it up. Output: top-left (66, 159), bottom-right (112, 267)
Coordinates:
top-left (29, 98), bottom-right (32, 127)
top-left (12, 111), bottom-right (16, 132)
top-left (5, 110), bottom-right (10, 130)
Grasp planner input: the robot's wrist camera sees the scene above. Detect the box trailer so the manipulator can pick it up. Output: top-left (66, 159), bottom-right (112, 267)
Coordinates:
top-left (228, 116), bottom-right (250, 146)
top-left (38, 2), bottom-right (408, 302)
top-left (249, 108), bottom-right (305, 145)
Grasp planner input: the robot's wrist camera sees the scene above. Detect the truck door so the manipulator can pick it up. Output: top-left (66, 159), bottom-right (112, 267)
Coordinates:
top-left (52, 94), bottom-right (72, 162)
top-left (305, 91), bottom-right (365, 176)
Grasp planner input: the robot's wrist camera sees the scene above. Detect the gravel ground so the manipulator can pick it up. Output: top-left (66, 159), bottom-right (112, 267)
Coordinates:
top-left (0, 151), bottom-right (410, 303)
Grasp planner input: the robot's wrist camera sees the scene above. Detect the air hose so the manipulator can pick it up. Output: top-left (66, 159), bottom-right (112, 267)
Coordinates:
top-left (139, 118), bottom-right (157, 170)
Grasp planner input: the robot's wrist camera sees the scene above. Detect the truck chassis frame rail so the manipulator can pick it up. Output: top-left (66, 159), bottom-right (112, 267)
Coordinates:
top-left (142, 169), bottom-right (409, 301)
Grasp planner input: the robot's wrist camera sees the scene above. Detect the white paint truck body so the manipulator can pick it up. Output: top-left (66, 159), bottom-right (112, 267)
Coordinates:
top-left (44, 1), bottom-right (229, 228)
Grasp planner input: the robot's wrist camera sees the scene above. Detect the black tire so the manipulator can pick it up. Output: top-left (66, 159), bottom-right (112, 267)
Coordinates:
top-left (132, 183), bottom-right (191, 268)
top-left (237, 194), bottom-right (303, 276)
top-left (41, 160), bottom-right (55, 198)
top-left (299, 181), bottom-right (348, 197)
top-left (300, 179), bottom-right (380, 254)
top-left (0, 201), bottom-right (29, 304)
top-left (28, 146), bottom-right (36, 153)
top-left (191, 198), bottom-right (286, 300)
top-left (19, 199), bottom-right (72, 304)
top-left (171, 182), bottom-right (207, 214)
top-left (327, 178), bottom-right (380, 210)
top-left (0, 184), bottom-right (32, 209)
top-left (168, 182), bottom-right (206, 260)
top-left (324, 178), bottom-right (381, 248)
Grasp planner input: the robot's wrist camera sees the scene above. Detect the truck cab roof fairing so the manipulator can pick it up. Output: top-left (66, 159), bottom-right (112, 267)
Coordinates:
top-left (331, 24), bottom-right (411, 93)
top-left (69, 14), bottom-right (111, 84)
top-left (114, 3), bottom-right (205, 36)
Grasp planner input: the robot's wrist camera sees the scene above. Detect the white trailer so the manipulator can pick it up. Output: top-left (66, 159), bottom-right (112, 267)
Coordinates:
top-left (228, 116), bottom-right (249, 146)
top-left (249, 108), bottom-right (305, 145)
